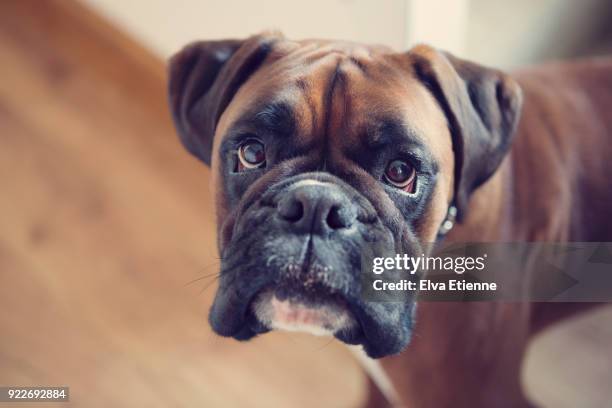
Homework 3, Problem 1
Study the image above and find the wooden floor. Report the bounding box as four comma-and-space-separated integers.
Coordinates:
0, 1, 364, 407
0, 1, 609, 407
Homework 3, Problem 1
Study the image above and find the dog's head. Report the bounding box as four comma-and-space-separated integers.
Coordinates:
168, 33, 522, 358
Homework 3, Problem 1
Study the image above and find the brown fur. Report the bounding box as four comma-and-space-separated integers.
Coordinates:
379, 59, 612, 407
168, 34, 612, 407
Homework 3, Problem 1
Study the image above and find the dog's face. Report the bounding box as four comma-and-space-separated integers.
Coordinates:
168, 34, 522, 358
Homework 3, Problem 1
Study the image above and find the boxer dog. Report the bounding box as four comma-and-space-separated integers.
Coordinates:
167, 33, 612, 407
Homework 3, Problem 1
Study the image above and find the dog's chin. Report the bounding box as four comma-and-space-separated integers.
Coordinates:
251, 289, 358, 337
210, 279, 415, 358
240, 286, 414, 358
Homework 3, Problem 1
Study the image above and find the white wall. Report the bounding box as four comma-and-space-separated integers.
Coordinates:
466, 0, 610, 68
82, 0, 607, 68
84, 0, 408, 57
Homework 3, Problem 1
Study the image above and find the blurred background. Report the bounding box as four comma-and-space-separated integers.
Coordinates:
83, 0, 612, 67
0, 0, 611, 407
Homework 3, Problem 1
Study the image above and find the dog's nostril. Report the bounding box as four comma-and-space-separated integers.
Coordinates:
278, 198, 304, 222
326, 205, 352, 229
276, 184, 357, 233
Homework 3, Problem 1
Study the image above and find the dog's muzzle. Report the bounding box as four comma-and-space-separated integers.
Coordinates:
209, 173, 415, 358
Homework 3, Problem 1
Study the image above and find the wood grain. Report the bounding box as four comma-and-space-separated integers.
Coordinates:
0, 1, 364, 407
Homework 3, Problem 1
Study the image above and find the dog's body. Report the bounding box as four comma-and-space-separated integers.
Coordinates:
168, 35, 612, 407
376, 60, 612, 407
370, 60, 612, 407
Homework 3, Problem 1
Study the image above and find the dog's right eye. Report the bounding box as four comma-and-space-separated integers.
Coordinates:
237, 139, 266, 171
384, 159, 416, 192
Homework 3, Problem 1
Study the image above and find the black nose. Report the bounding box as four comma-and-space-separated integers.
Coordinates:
277, 181, 356, 234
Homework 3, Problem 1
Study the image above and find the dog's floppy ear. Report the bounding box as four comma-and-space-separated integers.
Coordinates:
409, 45, 522, 221
168, 34, 279, 165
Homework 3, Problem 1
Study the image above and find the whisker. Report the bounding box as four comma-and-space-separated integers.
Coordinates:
184, 271, 221, 287
183, 258, 222, 286
199, 275, 220, 295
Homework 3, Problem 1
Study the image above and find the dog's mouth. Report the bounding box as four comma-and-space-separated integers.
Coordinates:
209, 242, 415, 358
210, 262, 414, 358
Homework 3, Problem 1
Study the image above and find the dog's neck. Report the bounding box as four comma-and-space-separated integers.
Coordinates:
443, 158, 514, 243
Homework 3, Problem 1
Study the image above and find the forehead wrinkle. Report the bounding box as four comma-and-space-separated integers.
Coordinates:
320, 57, 345, 170
295, 78, 318, 137
347, 56, 370, 77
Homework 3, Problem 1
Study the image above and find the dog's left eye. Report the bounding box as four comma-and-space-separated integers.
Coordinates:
237, 139, 266, 171
384, 159, 416, 192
